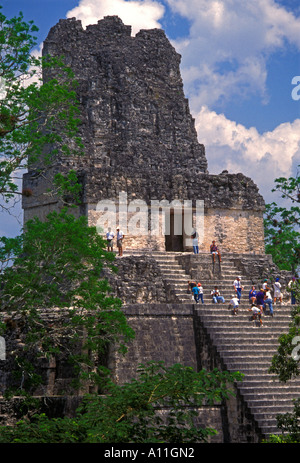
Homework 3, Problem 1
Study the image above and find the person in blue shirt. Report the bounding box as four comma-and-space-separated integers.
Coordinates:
192, 285, 200, 303
249, 286, 257, 304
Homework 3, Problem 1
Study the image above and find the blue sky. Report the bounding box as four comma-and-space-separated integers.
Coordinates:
1, 0, 300, 237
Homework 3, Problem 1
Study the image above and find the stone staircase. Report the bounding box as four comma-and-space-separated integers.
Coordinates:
123, 250, 300, 440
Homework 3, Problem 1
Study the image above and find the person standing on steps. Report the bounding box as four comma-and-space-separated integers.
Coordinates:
233, 276, 243, 303
191, 230, 199, 254
197, 283, 204, 304
116, 227, 124, 257
106, 227, 115, 252
210, 240, 221, 263
273, 277, 282, 305
264, 288, 274, 317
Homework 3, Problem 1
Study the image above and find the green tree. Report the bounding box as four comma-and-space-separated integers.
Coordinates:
264, 167, 300, 272
0, 361, 243, 443
0, 6, 83, 212
266, 397, 300, 443
0, 209, 135, 394
264, 171, 300, 441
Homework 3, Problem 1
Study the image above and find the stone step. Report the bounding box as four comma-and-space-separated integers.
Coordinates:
221, 353, 275, 361
246, 398, 297, 408
241, 390, 300, 400
150, 251, 297, 439
252, 405, 295, 415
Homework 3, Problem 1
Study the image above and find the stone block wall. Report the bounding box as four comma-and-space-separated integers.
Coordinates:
109, 304, 197, 383
202, 207, 265, 254
22, 17, 266, 257
102, 255, 179, 304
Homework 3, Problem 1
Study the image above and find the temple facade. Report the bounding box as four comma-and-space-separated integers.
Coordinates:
22, 16, 265, 254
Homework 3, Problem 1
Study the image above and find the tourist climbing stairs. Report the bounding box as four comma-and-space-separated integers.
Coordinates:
150, 251, 300, 440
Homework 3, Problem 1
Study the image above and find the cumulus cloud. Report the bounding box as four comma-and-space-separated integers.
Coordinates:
66, 0, 300, 204
166, 0, 300, 109
195, 106, 300, 203
66, 0, 165, 35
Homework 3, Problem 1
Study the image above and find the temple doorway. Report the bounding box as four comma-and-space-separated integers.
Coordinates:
165, 209, 184, 252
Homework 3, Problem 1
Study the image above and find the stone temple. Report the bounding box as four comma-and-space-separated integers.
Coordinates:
22, 15, 265, 255
8, 16, 299, 443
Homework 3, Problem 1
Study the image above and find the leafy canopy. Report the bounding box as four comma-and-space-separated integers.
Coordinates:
264, 167, 300, 272
0, 6, 83, 209
0, 361, 244, 443
0, 209, 135, 394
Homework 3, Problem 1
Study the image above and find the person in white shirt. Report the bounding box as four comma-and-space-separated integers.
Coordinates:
248, 304, 263, 326
262, 279, 269, 290
106, 227, 114, 252
264, 289, 274, 317
211, 287, 225, 303
228, 294, 239, 315
116, 227, 124, 256
273, 277, 282, 304
233, 277, 243, 303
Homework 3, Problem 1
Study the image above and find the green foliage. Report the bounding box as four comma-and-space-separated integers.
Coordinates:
0, 7, 83, 207
0, 361, 244, 443
264, 203, 300, 273
269, 281, 300, 382
266, 398, 300, 443
264, 167, 300, 272
0, 209, 134, 393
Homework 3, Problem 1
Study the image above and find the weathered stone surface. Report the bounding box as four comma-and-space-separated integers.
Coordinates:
22, 16, 265, 254
102, 255, 179, 304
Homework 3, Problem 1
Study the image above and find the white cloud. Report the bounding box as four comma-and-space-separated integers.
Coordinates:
66, 0, 300, 205
195, 105, 300, 203
66, 0, 165, 35
166, 0, 300, 109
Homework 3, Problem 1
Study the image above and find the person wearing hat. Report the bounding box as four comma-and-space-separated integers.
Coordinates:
116, 227, 124, 256
262, 278, 269, 291
273, 277, 282, 305
233, 276, 243, 303
228, 294, 239, 315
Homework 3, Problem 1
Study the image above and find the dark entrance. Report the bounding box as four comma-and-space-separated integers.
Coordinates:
165, 209, 184, 252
